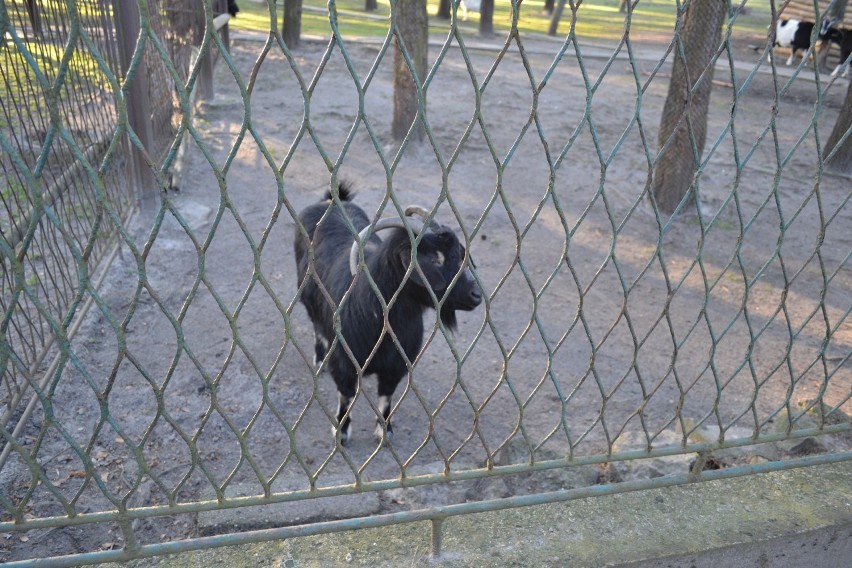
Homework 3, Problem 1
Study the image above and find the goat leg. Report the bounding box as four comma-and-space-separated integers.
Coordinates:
335, 391, 355, 446
313, 325, 328, 368
374, 394, 393, 441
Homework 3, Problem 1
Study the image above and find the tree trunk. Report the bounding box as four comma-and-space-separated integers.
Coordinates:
824, 0, 851, 174
480, 0, 495, 36
392, 0, 428, 142
549, 0, 567, 36
825, 79, 852, 174
365, 0, 378, 12
543, 0, 555, 15
619, 0, 628, 13
282, 0, 303, 48
438, 0, 451, 19
828, 0, 848, 19
651, 1, 727, 215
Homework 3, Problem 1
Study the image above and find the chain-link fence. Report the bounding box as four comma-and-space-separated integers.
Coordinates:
2, 0, 851, 565
2, 0, 131, 452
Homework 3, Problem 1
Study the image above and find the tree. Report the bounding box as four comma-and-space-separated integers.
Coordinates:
392, 0, 428, 142
548, 0, 567, 36
366, 0, 378, 12
824, 0, 851, 174
544, 0, 555, 16
825, 80, 852, 174
438, 0, 452, 19
282, 0, 303, 48
651, 1, 727, 215
480, 0, 495, 36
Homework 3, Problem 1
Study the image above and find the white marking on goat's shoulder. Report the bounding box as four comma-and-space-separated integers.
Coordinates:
775, 19, 799, 47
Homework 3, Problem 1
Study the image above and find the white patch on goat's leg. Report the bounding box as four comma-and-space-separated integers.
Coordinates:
786, 52, 795, 65
313, 329, 328, 368
335, 392, 354, 446
374, 395, 392, 441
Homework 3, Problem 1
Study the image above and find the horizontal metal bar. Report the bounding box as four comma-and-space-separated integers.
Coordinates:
3, 424, 849, 533
8, 451, 851, 568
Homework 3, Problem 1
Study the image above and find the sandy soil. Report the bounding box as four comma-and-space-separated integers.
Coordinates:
3, 32, 850, 562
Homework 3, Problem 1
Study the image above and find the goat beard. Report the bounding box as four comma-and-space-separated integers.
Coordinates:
439, 304, 458, 331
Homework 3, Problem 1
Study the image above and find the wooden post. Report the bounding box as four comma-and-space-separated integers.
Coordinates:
196, 2, 214, 101
25, 0, 43, 37
113, 0, 157, 210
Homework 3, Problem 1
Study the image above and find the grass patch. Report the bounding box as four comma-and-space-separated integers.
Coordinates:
230, 0, 773, 44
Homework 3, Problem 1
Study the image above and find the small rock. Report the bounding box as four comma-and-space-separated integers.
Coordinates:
787, 437, 827, 457
611, 430, 696, 481
766, 408, 819, 434
468, 477, 512, 501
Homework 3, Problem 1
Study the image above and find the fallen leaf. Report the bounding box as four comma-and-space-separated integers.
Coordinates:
68, 470, 87, 479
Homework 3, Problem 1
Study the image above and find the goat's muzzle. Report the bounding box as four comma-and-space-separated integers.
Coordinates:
446, 266, 483, 311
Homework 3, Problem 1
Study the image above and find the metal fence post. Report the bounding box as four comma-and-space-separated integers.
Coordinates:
113, 0, 158, 212
431, 517, 443, 558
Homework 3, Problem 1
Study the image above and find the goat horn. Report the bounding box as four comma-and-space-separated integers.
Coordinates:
349, 217, 426, 275
404, 205, 442, 230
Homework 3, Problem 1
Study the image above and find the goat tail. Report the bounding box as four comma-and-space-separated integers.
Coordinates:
324, 180, 354, 202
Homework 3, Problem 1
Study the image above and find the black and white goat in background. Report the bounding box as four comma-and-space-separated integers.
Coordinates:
771, 17, 852, 76
771, 19, 817, 66
294, 183, 483, 445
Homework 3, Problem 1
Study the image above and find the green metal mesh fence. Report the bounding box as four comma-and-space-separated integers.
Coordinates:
1, 0, 851, 565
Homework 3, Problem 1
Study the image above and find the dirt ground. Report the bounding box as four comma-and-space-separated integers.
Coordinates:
3, 31, 851, 562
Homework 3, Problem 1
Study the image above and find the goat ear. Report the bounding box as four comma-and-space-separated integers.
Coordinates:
400, 249, 446, 291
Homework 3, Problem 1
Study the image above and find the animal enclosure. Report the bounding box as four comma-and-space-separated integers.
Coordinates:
1, 0, 851, 565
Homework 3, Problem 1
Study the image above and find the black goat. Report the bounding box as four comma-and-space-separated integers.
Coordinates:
820, 18, 852, 77
294, 183, 483, 445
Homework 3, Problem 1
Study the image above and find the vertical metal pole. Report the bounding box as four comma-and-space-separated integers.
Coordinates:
113, 0, 157, 213
431, 517, 443, 558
